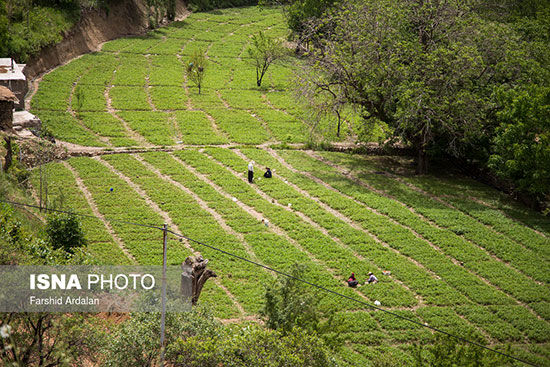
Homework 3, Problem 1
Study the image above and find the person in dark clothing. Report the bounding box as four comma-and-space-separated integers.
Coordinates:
347, 272, 358, 287
248, 161, 254, 183
264, 167, 272, 178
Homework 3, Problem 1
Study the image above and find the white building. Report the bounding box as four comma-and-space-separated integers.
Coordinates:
0, 58, 27, 110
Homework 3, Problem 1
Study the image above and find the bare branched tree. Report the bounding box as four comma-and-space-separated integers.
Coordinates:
247, 32, 286, 87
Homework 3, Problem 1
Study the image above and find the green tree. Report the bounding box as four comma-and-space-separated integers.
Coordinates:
489, 86, 550, 207
45, 212, 86, 253
261, 264, 320, 334
298, 0, 541, 173
167, 326, 337, 367
186, 49, 207, 94
0, 313, 105, 366
247, 31, 286, 87
104, 306, 220, 367
259, 0, 338, 46
412, 334, 509, 367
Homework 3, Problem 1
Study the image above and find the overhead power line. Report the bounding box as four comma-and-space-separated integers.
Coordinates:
0, 199, 164, 230
0, 198, 538, 366
167, 229, 537, 367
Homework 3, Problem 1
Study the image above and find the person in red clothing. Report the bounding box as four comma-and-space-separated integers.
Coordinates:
347, 272, 359, 287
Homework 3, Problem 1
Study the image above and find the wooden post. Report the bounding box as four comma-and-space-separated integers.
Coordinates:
44, 164, 48, 212
160, 223, 168, 366
3, 137, 12, 173
39, 164, 42, 212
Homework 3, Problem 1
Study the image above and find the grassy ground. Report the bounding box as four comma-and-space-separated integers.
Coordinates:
27, 6, 550, 366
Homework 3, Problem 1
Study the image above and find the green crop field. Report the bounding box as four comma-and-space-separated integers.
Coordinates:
31, 6, 355, 147
28, 6, 550, 366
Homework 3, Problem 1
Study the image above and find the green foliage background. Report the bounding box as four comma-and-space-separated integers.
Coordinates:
292, 0, 550, 206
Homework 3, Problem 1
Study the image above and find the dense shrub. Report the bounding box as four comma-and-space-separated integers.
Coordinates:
46, 212, 87, 253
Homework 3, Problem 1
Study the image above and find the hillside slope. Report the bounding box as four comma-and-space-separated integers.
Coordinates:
23, 6, 550, 366
24, 0, 188, 80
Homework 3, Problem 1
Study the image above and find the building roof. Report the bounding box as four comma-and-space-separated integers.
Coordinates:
0, 59, 26, 81
0, 85, 18, 102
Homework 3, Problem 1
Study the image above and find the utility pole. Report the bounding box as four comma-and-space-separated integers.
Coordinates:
160, 223, 168, 366
39, 164, 42, 211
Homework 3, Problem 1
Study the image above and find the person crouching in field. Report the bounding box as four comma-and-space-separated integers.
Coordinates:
248, 161, 254, 183
264, 167, 272, 178
347, 273, 358, 287
367, 272, 378, 284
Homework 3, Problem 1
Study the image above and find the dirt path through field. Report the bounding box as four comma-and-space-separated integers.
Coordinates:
208, 149, 425, 307
69, 76, 113, 146
168, 152, 380, 306
95, 156, 248, 318
105, 56, 153, 147
62, 160, 137, 263
308, 151, 546, 286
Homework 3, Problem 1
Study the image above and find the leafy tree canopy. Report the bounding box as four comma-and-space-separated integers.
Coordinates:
186, 49, 208, 94
489, 86, 550, 202
297, 0, 547, 176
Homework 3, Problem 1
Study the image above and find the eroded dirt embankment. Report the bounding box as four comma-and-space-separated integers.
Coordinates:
24, 0, 188, 80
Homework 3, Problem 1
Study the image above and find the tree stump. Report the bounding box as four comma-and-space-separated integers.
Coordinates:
182, 255, 217, 305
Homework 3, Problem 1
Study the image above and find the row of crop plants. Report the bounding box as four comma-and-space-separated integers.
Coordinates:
419, 174, 550, 237
276, 151, 549, 305
163, 149, 543, 348
313, 152, 549, 287
395, 173, 550, 257
28, 163, 132, 264
59, 156, 246, 318
230, 148, 550, 344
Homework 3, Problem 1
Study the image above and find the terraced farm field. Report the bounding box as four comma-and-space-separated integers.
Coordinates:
29, 6, 550, 366
31, 6, 362, 147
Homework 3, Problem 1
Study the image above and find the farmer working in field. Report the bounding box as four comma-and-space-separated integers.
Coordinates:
248, 161, 254, 183
347, 273, 359, 287
264, 167, 272, 178
367, 272, 378, 284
